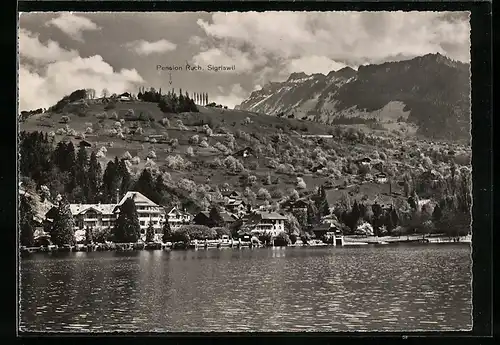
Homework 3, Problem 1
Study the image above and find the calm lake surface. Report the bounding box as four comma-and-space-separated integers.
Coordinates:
19, 244, 472, 332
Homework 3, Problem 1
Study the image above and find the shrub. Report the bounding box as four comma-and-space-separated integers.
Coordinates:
109, 111, 119, 120
270, 188, 284, 199
199, 139, 209, 148
166, 155, 190, 170
160, 117, 170, 127
95, 112, 107, 119
186, 146, 194, 157
214, 142, 229, 154
59, 115, 70, 124
189, 135, 200, 145
147, 150, 157, 159
104, 102, 116, 110
135, 127, 144, 135
296, 177, 307, 190
257, 188, 272, 201
174, 119, 188, 131
122, 151, 132, 160
203, 124, 213, 137
131, 156, 141, 165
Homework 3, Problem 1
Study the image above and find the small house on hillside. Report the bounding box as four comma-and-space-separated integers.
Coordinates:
79, 140, 92, 148
235, 147, 254, 158
375, 172, 388, 184
311, 163, 326, 173
240, 211, 287, 237
281, 198, 309, 212
221, 189, 241, 200
311, 223, 338, 239
225, 199, 246, 214
118, 92, 132, 101
166, 207, 192, 230
355, 157, 371, 166
193, 210, 237, 227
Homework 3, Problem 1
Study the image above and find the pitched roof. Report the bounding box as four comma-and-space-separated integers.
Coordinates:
258, 212, 287, 220
117, 191, 158, 207
70, 204, 116, 215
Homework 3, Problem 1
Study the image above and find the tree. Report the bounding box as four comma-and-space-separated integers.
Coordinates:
87, 151, 102, 203
85, 227, 93, 245
113, 197, 141, 243
101, 88, 109, 98
134, 168, 159, 203
145, 220, 155, 243
102, 160, 119, 202
162, 216, 172, 243
19, 194, 35, 247
209, 206, 224, 228
51, 197, 75, 246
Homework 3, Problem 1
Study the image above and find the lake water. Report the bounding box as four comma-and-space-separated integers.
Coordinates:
19, 244, 472, 332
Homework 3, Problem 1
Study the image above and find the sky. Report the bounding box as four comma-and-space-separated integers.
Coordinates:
18, 11, 470, 111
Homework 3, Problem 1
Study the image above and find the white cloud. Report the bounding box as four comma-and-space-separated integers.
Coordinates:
18, 29, 78, 64
125, 39, 177, 56
210, 83, 247, 109
196, 11, 471, 67
46, 13, 100, 42
192, 46, 266, 73
19, 31, 144, 111
286, 56, 348, 75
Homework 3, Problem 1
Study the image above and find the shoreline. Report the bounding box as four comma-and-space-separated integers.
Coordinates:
20, 235, 471, 256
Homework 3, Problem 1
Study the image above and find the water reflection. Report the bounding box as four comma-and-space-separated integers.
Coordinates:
20, 244, 472, 332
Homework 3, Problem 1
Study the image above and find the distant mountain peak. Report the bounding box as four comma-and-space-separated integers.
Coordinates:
287, 72, 309, 81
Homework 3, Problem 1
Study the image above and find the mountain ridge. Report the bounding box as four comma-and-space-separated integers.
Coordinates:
237, 54, 470, 141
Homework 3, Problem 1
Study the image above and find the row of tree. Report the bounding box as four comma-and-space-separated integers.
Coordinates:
137, 87, 205, 113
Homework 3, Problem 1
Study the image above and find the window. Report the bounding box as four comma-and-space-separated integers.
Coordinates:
140, 221, 145, 226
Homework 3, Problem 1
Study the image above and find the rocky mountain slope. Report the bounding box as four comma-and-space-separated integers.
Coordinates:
237, 54, 471, 141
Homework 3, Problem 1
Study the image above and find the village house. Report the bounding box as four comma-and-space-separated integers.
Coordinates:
234, 147, 254, 158
375, 172, 388, 184
221, 189, 241, 201
281, 198, 309, 213
193, 210, 237, 227
70, 203, 117, 231
225, 199, 247, 215
166, 206, 192, 230
241, 211, 287, 237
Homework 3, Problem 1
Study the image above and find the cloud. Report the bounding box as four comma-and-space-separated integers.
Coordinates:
125, 39, 177, 55
19, 31, 144, 111
46, 13, 100, 42
196, 11, 471, 68
18, 29, 79, 64
192, 46, 267, 73
210, 83, 248, 109
286, 56, 348, 75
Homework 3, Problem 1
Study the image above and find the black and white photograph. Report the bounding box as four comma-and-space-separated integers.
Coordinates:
18, 11, 473, 332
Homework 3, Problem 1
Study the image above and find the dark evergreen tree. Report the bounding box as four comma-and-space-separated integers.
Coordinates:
154, 174, 165, 204
162, 216, 172, 243
113, 197, 141, 243
51, 197, 75, 246
432, 203, 442, 221
74, 146, 89, 202
306, 203, 317, 226
145, 220, 155, 243
134, 169, 160, 204
87, 151, 102, 203
209, 206, 224, 228
102, 160, 119, 203
85, 227, 93, 245
19, 194, 35, 247
117, 159, 131, 199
